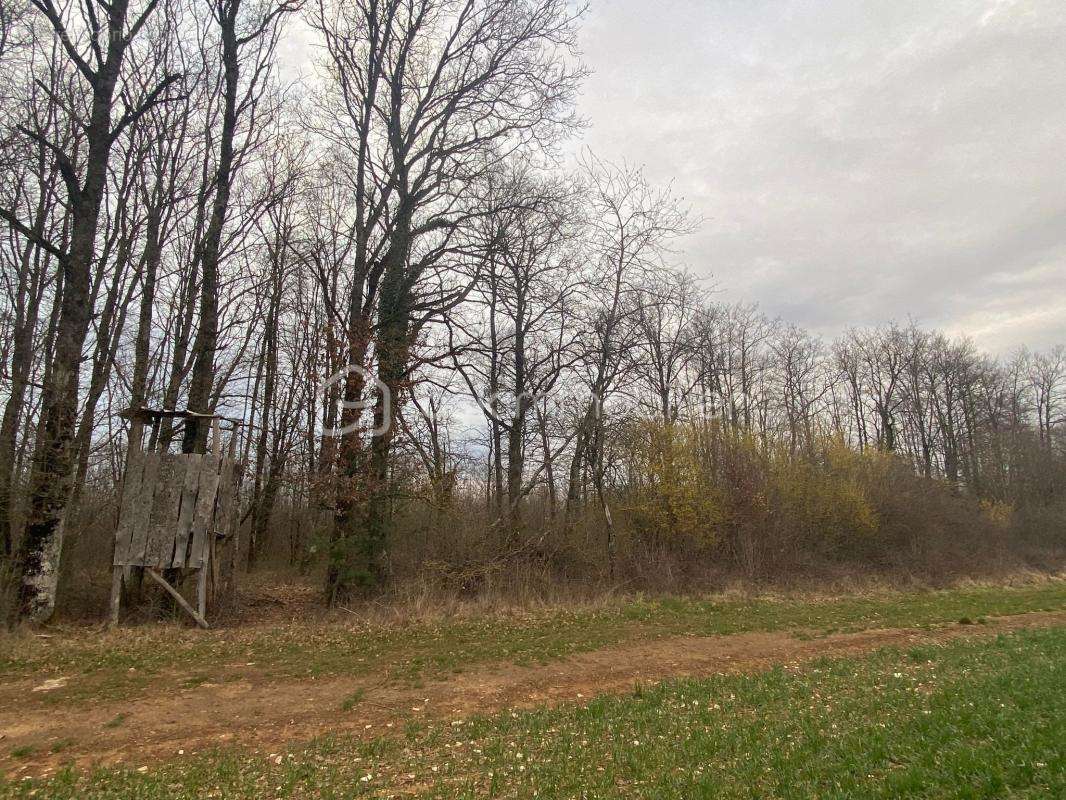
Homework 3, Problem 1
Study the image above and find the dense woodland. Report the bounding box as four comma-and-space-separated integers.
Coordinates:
0, 0, 1063, 624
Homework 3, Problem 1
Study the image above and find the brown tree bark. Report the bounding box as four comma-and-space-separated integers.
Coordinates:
11, 0, 176, 622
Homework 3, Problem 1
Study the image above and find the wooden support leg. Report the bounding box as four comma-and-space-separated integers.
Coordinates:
196, 564, 208, 622
145, 568, 209, 630
109, 567, 123, 627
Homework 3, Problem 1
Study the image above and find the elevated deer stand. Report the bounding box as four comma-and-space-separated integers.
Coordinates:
110, 409, 243, 628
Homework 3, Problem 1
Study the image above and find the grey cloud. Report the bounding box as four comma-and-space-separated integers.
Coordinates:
576, 0, 1066, 351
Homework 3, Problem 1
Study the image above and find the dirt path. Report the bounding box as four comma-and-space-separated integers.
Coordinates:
3, 609, 1065, 778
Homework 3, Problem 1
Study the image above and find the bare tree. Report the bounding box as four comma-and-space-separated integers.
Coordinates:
314, 0, 585, 600
447, 164, 582, 524
182, 0, 299, 454
246, 142, 304, 567
2, 0, 180, 622
770, 324, 829, 457
565, 158, 689, 521
633, 269, 704, 423
1030, 345, 1065, 447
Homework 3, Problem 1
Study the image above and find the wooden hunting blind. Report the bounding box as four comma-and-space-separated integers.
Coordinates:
110, 408, 244, 628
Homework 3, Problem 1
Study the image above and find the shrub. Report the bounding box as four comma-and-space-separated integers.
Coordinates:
620, 421, 724, 551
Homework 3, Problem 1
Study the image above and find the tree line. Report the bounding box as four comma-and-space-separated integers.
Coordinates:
0, 0, 1062, 623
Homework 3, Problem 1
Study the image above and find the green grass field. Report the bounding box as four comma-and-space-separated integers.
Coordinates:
3, 580, 1065, 707
4, 626, 1063, 799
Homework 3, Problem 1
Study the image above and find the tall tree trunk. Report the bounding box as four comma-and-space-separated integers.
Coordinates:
565, 412, 591, 517
536, 406, 556, 520
126, 202, 163, 448
16, 4, 131, 621
248, 284, 281, 568
330, 215, 410, 601
184, 3, 240, 454
505, 288, 528, 525
325, 316, 371, 603
71, 238, 137, 495
364, 243, 410, 587
0, 173, 53, 558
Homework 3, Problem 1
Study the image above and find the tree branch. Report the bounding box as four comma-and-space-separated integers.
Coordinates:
0, 207, 66, 261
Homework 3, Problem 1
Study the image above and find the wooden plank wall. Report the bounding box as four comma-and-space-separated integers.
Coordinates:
189, 455, 223, 569
112, 442, 145, 566
125, 455, 160, 565
113, 448, 237, 570
145, 455, 182, 566
172, 454, 203, 568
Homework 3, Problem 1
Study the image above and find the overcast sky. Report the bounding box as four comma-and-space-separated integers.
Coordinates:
281, 0, 1066, 354
573, 0, 1066, 353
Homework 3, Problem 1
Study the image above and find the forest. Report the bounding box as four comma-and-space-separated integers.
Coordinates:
0, 0, 1064, 628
